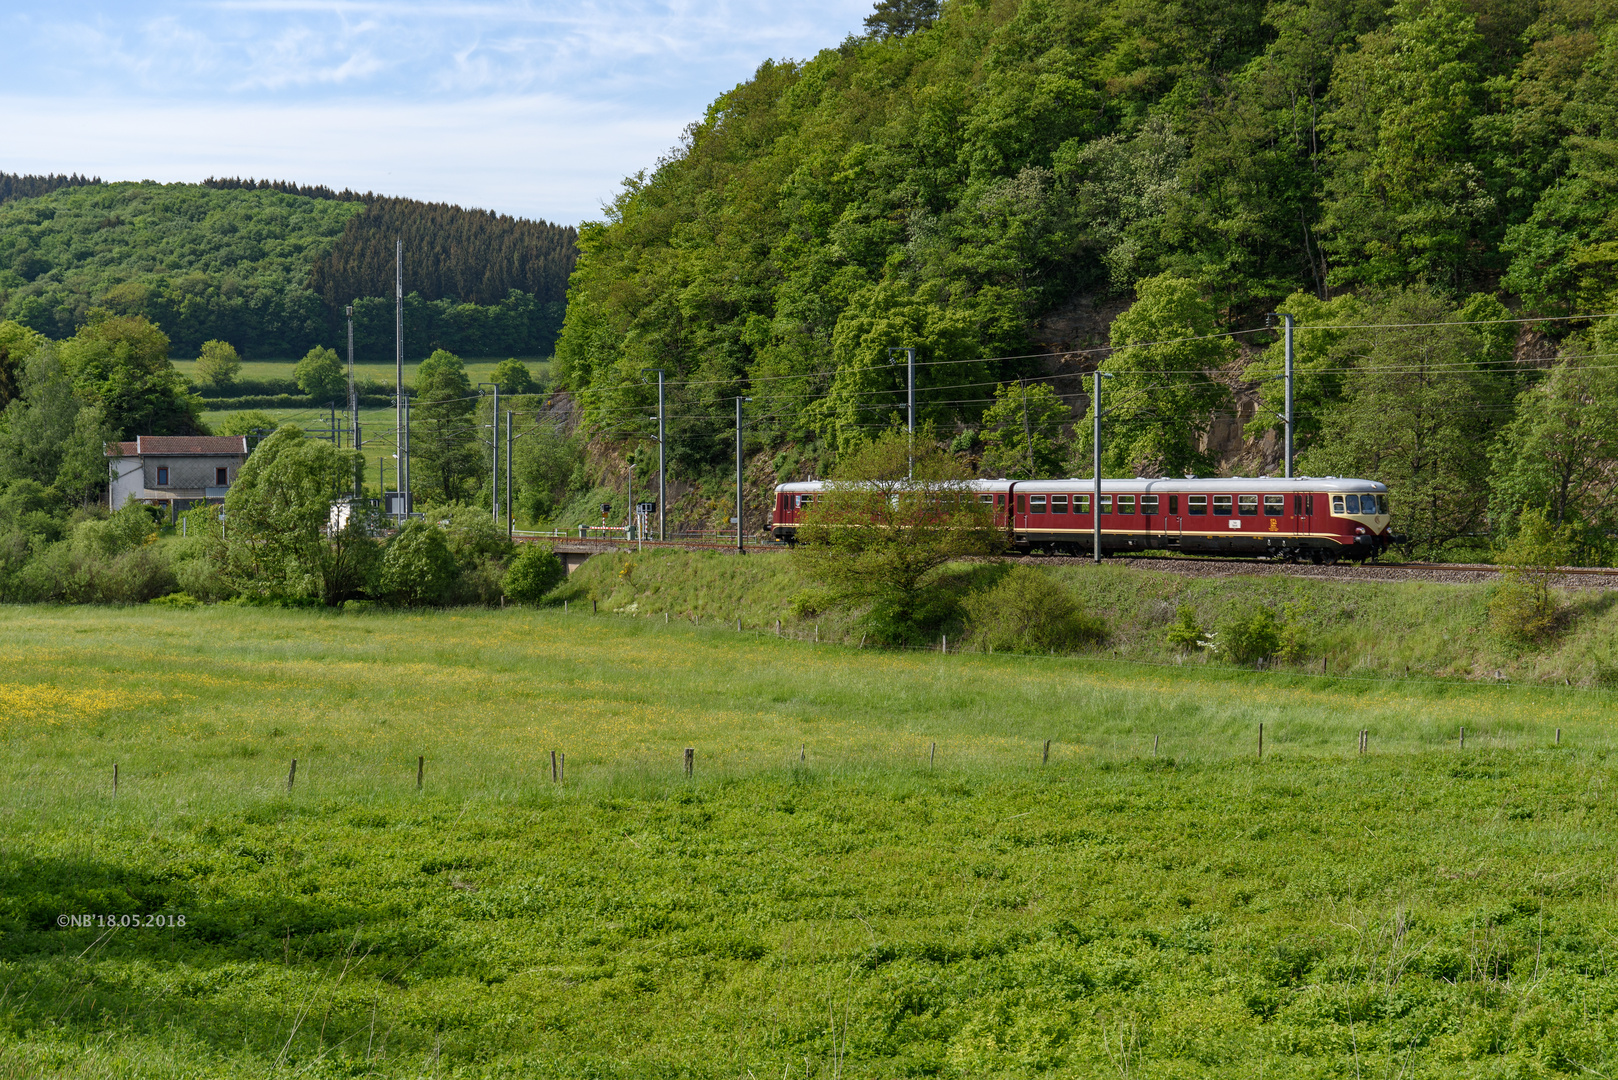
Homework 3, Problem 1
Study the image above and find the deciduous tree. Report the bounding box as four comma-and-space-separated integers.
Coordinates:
792, 429, 1000, 644
194, 339, 241, 389
220, 425, 373, 604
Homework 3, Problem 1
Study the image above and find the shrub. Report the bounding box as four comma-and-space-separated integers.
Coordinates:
503, 545, 565, 604
375, 520, 456, 606
1214, 603, 1282, 665
1489, 508, 1572, 644
1165, 604, 1205, 652
343, 599, 377, 614
962, 567, 1106, 654
422, 502, 515, 604
149, 592, 201, 608
1276, 598, 1316, 664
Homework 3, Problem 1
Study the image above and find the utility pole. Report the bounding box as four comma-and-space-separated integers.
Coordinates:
736, 395, 752, 554
1281, 312, 1295, 479
490, 381, 499, 524
395, 239, 403, 513
346, 304, 359, 496
399, 396, 407, 514
642, 368, 666, 540
1092, 369, 1112, 565
505, 410, 513, 541
887, 346, 916, 479
1020, 377, 1032, 477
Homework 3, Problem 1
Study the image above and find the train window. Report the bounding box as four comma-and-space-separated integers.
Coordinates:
1293, 494, 1302, 514
1377, 494, 1389, 514
1169, 495, 1178, 514
1189, 495, 1207, 515
1141, 495, 1159, 514
1118, 495, 1136, 514
1238, 495, 1258, 515
1264, 495, 1284, 516
996, 493, 1005, 506
1052, 494, 1068, 514
1017, 494, 1026, 513
978, 493, 994, 504
1030, 495, 1047, 513
1212, 495, 1231, 515
1305, 495, 1314, 515
1344, 494, 1361, 514
1075, 494, 1090, 513
1332, 495, 1344, 513
1100, 495, 1112, 514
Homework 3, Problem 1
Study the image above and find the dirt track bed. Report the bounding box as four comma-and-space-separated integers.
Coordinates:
1024, 555, 1618, 589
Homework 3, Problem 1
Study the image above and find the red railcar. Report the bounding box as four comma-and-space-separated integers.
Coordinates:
771, 477, 1394, 562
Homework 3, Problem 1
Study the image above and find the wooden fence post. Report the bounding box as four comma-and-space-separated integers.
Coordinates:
1152, 735, 1159, 757
1042, 739, 1050, 765
416, 756, 423, 790
113, 763, 118, 796
684, 747, 694, 778
1257, 723, 1263, 760
551, 749, 558, 783
288, 759, 297, 791
929, 742, 936, 768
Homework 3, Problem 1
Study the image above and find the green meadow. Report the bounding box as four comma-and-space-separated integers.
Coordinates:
3, 602, 1618, 1077
173, 356, 552, 388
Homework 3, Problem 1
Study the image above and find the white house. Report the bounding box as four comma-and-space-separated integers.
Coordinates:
106, 435, 249, 520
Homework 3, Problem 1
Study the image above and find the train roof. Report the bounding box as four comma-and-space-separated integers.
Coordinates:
776, 477, 1387, 493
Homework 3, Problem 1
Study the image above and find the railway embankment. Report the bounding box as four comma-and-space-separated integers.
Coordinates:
550, 547, 1618, 689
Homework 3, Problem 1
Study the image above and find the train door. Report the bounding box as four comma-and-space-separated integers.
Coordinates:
1164, 494, 1182, 549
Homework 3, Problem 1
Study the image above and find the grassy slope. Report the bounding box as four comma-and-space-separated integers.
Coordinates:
553, 548, 1618, 686
2, 606, 1616, 1077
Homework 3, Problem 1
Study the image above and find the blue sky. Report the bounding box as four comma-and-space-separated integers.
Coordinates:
0, 0, 873, 224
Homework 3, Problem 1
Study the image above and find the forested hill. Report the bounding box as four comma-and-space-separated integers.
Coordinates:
0, 181, 577, 360
556, 0, 1618, 488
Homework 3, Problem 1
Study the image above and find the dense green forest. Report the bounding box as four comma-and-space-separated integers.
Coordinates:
556, 0, 1618, 559
0, 181, 577, 360
0, 171, 102, 205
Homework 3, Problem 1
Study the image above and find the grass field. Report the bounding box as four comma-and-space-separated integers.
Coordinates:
198, 405, 436, 494
4, 603, 1618, 1077
174, 356, 552, 389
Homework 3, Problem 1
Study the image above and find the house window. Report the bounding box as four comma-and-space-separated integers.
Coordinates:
156, 467, 169, 486
216, 467, 229, 485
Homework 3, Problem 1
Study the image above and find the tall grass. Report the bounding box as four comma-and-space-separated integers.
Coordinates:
5, 605, 1618, 1077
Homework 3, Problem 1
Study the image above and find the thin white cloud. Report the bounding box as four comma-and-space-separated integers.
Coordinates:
1, 0, 873, 219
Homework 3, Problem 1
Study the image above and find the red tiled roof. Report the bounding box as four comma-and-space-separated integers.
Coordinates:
105, 436, 248, 457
